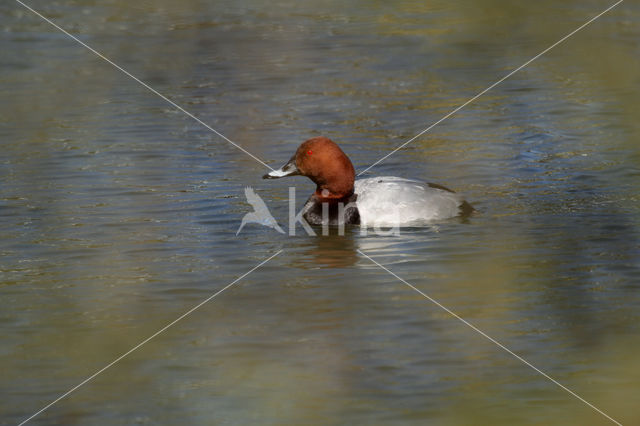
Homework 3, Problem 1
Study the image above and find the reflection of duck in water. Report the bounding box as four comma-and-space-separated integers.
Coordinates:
236, 187, 284, 236
309, 229, 359, 268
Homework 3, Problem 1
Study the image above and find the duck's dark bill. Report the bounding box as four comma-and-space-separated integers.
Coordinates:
263, 158, 300, 179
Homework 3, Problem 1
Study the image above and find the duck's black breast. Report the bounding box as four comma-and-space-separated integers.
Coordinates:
302, 193, 360, 225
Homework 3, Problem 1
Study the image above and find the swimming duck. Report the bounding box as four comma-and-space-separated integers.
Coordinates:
263, 137, 473, 226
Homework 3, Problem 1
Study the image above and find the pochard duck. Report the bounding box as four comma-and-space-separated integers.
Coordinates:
263, 137, 473, 226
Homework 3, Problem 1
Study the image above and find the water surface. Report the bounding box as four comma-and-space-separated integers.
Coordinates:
1, 0, 639, 424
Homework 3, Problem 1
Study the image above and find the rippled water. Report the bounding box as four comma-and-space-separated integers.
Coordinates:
2, 0, 640, 424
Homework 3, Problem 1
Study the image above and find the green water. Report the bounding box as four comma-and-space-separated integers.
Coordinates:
1, 0, 639, 424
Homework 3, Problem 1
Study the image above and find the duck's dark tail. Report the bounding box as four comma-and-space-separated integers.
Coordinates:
459, 200, 475, 217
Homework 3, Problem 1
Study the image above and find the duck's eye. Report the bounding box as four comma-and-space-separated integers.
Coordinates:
307, 150, 313, 155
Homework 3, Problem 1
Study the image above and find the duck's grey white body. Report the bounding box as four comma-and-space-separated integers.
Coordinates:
354, 176, 470, 226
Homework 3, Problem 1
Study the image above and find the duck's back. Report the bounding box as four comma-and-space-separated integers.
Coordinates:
354, 176, 471, 225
